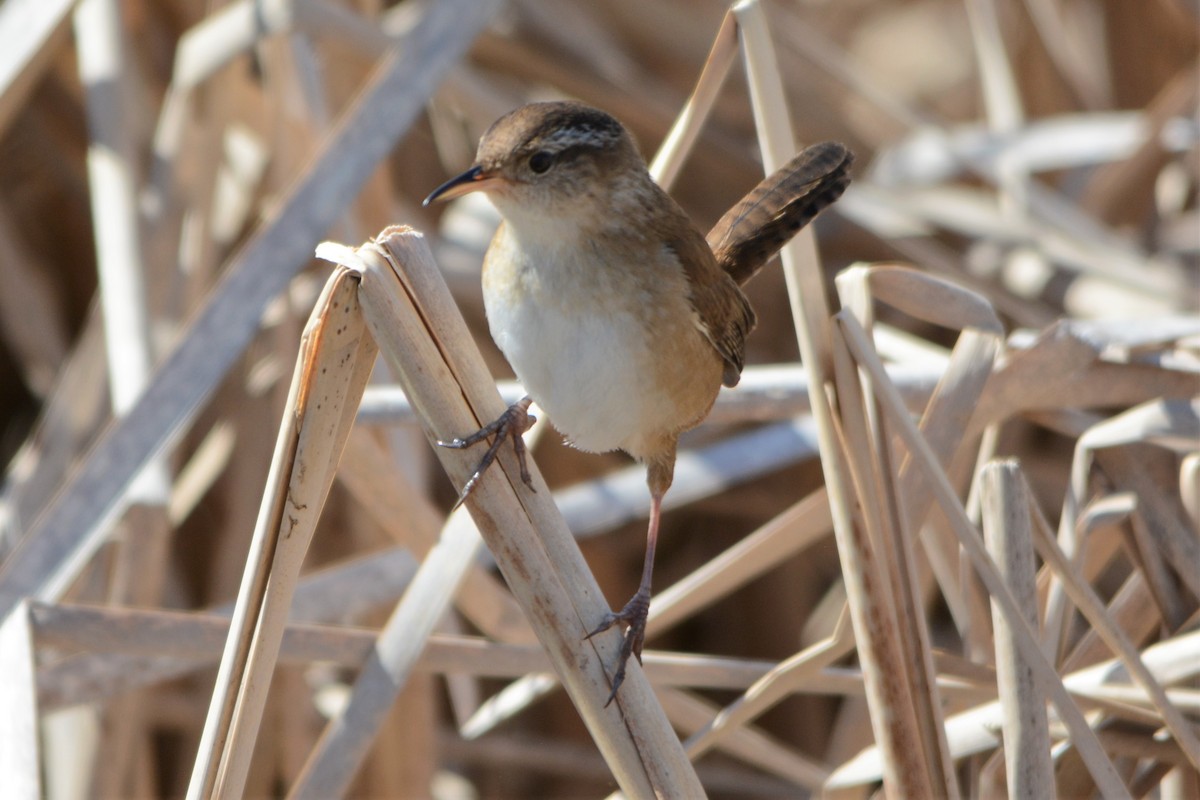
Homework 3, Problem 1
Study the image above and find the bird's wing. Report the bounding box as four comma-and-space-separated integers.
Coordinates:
667, 228, 757, 388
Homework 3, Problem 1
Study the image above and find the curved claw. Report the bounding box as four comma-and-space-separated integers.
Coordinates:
439, 397, 536, 506
584, 589, 651, 706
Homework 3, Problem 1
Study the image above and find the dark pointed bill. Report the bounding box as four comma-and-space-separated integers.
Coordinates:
422, 165, 499, 206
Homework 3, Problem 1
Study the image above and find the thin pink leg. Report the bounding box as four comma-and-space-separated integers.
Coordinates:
585, 489, 662, 705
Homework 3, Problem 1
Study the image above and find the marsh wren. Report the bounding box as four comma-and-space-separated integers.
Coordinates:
425, 101, 852, 703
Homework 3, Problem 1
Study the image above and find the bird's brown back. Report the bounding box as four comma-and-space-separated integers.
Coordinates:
706, 142, 853, 287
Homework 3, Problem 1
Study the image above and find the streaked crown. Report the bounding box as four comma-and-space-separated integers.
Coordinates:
477, 102, 631, 171
473, 102, 646, 209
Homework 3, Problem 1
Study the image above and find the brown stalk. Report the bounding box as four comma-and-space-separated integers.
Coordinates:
737, 3, 950, 795
340, 227, 704, 798
188, 267, 376, 799
1023, 477, 1200, 771
834, 309, 1133, 799
979, 460, 1055, 799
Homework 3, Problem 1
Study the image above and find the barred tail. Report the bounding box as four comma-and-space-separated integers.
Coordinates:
707, 141, 853, 287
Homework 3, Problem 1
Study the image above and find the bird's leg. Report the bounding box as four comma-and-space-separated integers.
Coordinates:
438, 396, 536, 505
586, 455, 672, 706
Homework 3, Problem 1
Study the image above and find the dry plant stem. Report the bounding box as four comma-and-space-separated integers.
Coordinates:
0, 0, 75, 137
75, 0, 156, 430
535, 415, 824, 538
1179, 453, 1200, 540
67, 610, 1199, 784
648, 7, 738, 190
1020, 0, 1109, 108
186, 349, 297, 798
38, 547, 419, 710
290, 504, 488, 794
735, 2, 951, 796
1061, 571, 1158, 676
187, 268, 377, 800
348, 228, 703, 799
660, 689, 830, 789
829, 628, 1200, 786
76, 3, 172, 790
1046, 399, 1200, 660
462, 485, 835, 739
336, 429, 537, 648
1023, 482, 1200, 771
1083, 67, 1198, 222
74, 0, 169, 573
980, 461, 1054, 799
649, 488, 833, 634
1091, 401, 1200, 592
683, 609, 854, 765
0, 602, 39, 799
829, 330, 946, 794
295, 241, 549, 794
2, 314, 111, 533
1127, 507, 1189, 632
913, 329, 1001, 641
169, 0, 391, 93
834, 310, 1132, 799
1045, 435, 1099, 662
832, 270, 963, 796
441, 731, 797, 798
835, 266, 1003, 646
1081, 685, 1200, 718
0, 0, 497, 621
357, 361, 943, 426
32, 601, 779, 695
973, 324, 1199, 439
1101, 444, 1200, 599
964, 0, 1027, 205
781, 11, 1170, 303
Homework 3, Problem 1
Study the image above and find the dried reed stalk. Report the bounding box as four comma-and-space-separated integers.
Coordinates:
980, 460, 1055, 798
0, 0, 498, 620
332, 227, 703, 798
189, 267, 376, 799
834, 310, 1134, 799
1, 0, 1196, 795
738, 2, 955, 795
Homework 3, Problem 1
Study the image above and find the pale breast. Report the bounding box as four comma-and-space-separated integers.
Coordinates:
482, 224, 723, 460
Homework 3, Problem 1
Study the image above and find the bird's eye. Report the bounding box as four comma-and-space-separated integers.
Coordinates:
528, 151, 554, 174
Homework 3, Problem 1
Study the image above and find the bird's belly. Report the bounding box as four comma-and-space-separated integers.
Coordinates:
480, 224, 725, 460
485, 293, 654, 454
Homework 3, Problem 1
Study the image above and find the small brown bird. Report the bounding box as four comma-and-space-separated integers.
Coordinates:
425, 101, 851, 702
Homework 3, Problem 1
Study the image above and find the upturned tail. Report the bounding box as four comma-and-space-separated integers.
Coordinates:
706, 141, 853, 287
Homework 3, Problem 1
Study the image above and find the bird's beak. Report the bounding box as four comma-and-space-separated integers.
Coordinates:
422, 165, 504, 206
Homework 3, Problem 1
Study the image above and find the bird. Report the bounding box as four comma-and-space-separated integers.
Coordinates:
424, 101, 852, 703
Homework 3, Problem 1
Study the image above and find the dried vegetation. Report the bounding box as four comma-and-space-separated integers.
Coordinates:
0, 0, 1197, 798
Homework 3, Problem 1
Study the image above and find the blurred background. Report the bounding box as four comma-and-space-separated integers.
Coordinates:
0, 0, 1196, 797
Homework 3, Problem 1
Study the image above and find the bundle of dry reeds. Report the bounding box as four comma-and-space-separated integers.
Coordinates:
0, 0, 1197, 797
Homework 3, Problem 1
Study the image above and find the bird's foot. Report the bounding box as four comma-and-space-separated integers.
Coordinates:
438, 397, 536, 506
584, 588, 651, 707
